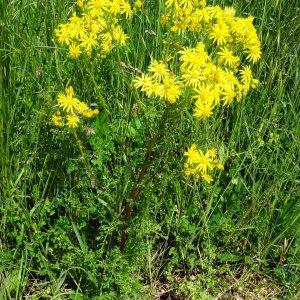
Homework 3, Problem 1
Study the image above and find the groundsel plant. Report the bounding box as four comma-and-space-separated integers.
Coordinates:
134, 0, 261, 182
54, 0, 142, 58
52, 0, 261, 248
52, 86, 99, 128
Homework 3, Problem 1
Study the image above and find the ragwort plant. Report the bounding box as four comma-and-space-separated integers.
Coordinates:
53, 0, 261, 250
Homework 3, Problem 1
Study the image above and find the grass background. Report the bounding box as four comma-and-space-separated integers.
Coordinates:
0, 0, 299, 299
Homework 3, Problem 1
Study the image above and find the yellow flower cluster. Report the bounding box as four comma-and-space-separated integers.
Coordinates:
54, 0, 142, 57
184, 144, 224, 183
179, 43, 259, 118
133, 60, 182, 103
52, 86, 99, 128
162, 1, 262, 64
135, 2, 261, 115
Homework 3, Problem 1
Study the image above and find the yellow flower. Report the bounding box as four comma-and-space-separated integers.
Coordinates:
144, 80, 164, 98
77, 101, 89, 114
193, 84, 219, 104
207, 148, 217, 159
161, 75, 182, 103
202, 173, 213, 183
66, 114, 80, 128
92, 108, 99, 116
101, 32, 113, 53
193, 100, 214, 119
65, 86, 75, 98
184, 144, 223, 183
215, 162, 224, 170
80, 34, 98, 51
179, 45, 210, 70
148, 60, 170, 81
210, 22, 230, 45
69, 44, 81, 58
134, 0, 143, 9
218, 47, 239, 67
133, 74, 153, 91
55, 24, 71, 45
120, 1, 133, 18
57, 89, 80, 113
108, 0, 122, 14
52, 114, 64, 127
182, 68, 206, 88
246, 45, 262, 63
221, 86, 236, 105
184, 144, 200, 164
76, 0, 84, 8
112, 26, 128, 45
240, 66, 252, 83
82, 109, 94, 118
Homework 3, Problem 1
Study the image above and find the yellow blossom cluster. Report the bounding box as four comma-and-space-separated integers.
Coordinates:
135, 2, 261, 118
161, 1, 262, 64
179, 43, 259, 118
184, 144, 224, 183
52, 86, 99, 128
54, 0, 143, 58
133, 60, 182, 103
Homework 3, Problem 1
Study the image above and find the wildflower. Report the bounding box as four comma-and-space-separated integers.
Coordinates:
52, 86, 98, 130
222, 86, 236, 105
202, 173, 213, 183
133, 74, 153, 91
55, 24, 71, 45
52, 114, 64, 127
112, 26, 128, 45
101, 32, 113, 53
80, 34, 98, 51
67, 114, 80, 128
251, 78, 259, 89
55, 0, 132, 58
65, 86, 75, 98
148, 60, 170, 81
144, 80, 164, 98
193, 100, 214, 118
218, 47, 239, 67
69, 44, 81, 58
246, 45, 262, 63
207, 148, 217, 159
240, 66, 252, 83
77, 101, 89, 114
179, 45, 210, 70
210, 22, 230, 45
182, 68, 205, 88
108, 0, 122, 14
223, 6, 236, 18
134, 0, 143, 9
57, 91, 80, 113
76, 0, 84, 8
184, 144, 223, 183
82, 109, 95, 118
184, 144, 199, 163
161, 75, 182, 103
193, 84, 219, 104
215, 162, 224, 170
120, 1, 133, 18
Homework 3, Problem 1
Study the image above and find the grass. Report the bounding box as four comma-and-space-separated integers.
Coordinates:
1, 0, 299, 299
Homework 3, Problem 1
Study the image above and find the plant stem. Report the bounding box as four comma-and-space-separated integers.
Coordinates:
119, 105, 170, 251
73, 130, 97, 188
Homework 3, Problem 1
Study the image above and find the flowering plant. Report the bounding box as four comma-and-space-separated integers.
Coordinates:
52, 0, 261, 249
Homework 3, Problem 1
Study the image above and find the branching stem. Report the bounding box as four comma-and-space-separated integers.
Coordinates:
119, 105, 170, 251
